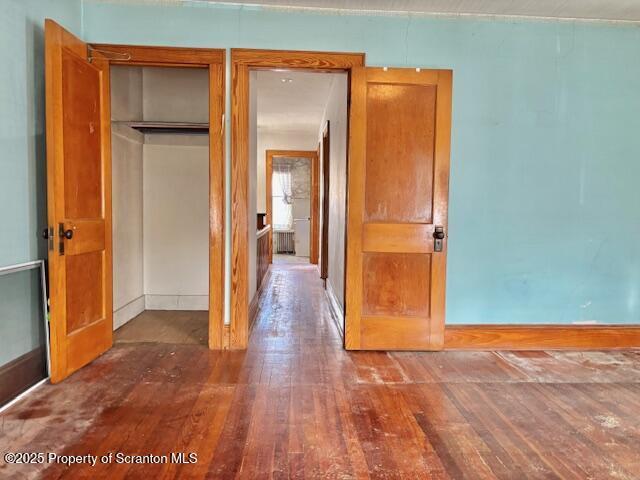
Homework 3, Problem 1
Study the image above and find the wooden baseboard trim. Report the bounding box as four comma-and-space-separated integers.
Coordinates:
444, 325, 640, 350
325, 280, 344, 339
0, 346, 47, 407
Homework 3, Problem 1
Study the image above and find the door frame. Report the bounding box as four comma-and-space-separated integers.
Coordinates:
265, 150, 319, 265
231, 49, 365, 349
88, 43, 226, 349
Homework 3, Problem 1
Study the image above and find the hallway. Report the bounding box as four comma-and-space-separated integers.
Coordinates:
1, 264, 640, 478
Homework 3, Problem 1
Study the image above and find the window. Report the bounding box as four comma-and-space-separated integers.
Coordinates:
272, 166, 293, 231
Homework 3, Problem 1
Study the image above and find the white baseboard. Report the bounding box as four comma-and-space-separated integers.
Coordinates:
325, 280, 344, 337
144, 294, 208, 311
113, 295, 145, 330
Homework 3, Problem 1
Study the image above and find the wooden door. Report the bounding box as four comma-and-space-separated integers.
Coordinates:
345, 67, 452, 350
320, 122, 330, 281
45, 19, 112, 382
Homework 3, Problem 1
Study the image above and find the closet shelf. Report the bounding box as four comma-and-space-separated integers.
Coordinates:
118, 121, 209, 135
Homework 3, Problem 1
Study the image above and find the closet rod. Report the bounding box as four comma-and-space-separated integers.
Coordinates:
120, 121, 209, 135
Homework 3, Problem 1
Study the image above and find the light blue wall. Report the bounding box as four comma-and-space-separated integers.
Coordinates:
82, 1, 640, 325
0, 0, 82, 268
0, 1, 81, 368
6, 0, 639, 325
0, 268, 45, 366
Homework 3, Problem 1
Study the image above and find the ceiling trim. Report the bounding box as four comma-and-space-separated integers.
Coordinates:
133, 0, 640, 25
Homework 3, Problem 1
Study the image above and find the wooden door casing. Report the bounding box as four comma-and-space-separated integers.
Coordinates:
88, 44, 226, 349
45, 19, 113, 382
265, 150, 319, 266
345, 67, 453, 351
231, 49, 365, 349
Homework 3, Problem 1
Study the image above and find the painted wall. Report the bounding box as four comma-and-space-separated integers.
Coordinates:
0, 0, 81, 268
142, 67, 209, 123
248, 71, 258, 301
83, 1, 640, 325
111, 66, 143, 121
0, 0, 81, 370
111, 124, 144, 327
139, 67, 210, 310
111, 66, 210, 320
319, 75, 349, 310
6, 1, 639, 325
111, 66, 144, 329
0, 268, 45, 366
143, 134, 209, 309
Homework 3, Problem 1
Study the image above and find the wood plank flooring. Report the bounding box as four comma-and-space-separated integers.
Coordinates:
115, 310, 208, 345
1, 264, 639, 479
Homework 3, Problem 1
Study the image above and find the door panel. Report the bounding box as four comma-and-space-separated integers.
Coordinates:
45, 19, 112, 382
364, 83, 436, 223
345, 67, 452, 351
61, 52, 103, 219
65, 252, 104, 333
362, 253, 431, 317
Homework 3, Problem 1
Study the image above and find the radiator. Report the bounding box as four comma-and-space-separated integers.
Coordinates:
274, 230, 295, 254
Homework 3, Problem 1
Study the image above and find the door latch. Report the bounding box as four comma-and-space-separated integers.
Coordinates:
42, 226, 54, 251
58, 223, 74, 255
433, 226, 445, 252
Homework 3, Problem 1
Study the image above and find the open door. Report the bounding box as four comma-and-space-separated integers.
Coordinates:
345, 67, 452, 350
320, 122, 330, 282
45, 19, 112, 382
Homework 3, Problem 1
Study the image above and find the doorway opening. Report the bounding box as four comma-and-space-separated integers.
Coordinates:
248, 68, 350, 335
232, 49, 454, 352
45, 22, 225, 383
230, 49, 364, 348
110, 65, 211, 346
266, 149, 318, 266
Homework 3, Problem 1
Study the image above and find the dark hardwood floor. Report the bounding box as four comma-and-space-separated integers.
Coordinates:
1, 264, 640, 479
115, 310, 208, 346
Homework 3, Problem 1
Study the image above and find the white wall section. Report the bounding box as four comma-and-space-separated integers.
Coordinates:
111, 66, 143, 121
112, 66, 210, 326
111, 124, 144, 316
143, 134, 209, 301
142, 67, 209, 123
319, 74, 348, 308
248, 71, 258, 301
111, 66, 145, 328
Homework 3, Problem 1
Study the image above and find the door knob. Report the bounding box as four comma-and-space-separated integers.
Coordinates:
58, 223, 73, 240
433, 226, 445, 252
57, 223, 73, 255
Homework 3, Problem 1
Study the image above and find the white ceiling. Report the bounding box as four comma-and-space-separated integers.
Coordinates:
255, 70, 343, 135
181, 0, 640, 23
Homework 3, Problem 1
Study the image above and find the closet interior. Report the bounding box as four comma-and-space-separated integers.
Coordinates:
110, 65, 210, 345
